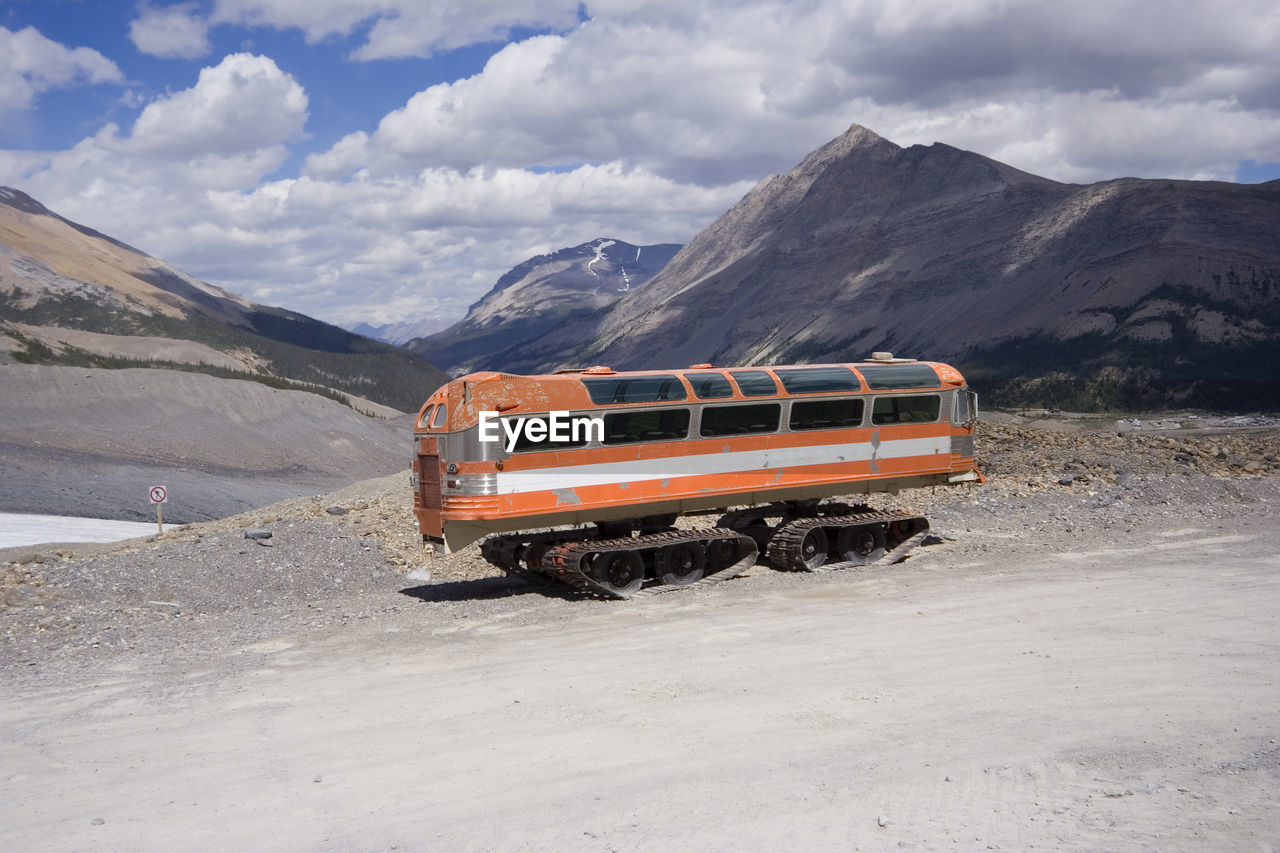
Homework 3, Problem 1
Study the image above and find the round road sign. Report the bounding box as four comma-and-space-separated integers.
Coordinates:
149, 485, 168, 504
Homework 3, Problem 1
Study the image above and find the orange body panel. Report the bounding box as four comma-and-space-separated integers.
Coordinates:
412, 361, 981, 552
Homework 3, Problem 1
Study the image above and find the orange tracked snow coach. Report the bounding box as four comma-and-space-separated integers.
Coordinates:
411, 354, 982, 598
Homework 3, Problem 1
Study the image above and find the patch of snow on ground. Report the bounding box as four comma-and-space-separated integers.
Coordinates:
587, 239, 616, 281
0, 513, 176, 549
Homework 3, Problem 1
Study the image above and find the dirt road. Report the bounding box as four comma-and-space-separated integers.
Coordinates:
4, 485, 1278, 851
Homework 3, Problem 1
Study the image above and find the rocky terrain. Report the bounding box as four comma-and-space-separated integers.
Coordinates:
9, 409, 1274, 601
2, 412, 1278, 850
409, 238, 681, 375
498, 126, 1280, 411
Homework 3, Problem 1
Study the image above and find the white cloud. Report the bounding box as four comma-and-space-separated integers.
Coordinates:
299, 0, 1280, 188
210, 0, 582, 58
210, 0, 391, 43
129, 3, 212, 60
352, 1, 583, 60
123, 53, 307, 158
4, 1, 1280, 334
1, 107, 746, 328
0, 54, 309, 259
847, 93, 1280, 184
121, 164, 750, 326
1, 53, 303, 198
306, 18, 846, 185
0, 26, 123, 119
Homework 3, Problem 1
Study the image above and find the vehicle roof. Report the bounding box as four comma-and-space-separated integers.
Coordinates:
417, 360, 967, 432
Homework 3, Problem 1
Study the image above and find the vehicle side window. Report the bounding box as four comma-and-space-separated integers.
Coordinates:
871, 395, 940, 425
729, 370, 777, 396
774, 367, 860, 394
430, 404, 448, 429
858, 365, 942, 390
790, 398, 865, 430
683, 372, 733, 399
418, 404, 434, 429
603, 409, 690, 444
700, 403, 781, 436
582, 375, 686, 404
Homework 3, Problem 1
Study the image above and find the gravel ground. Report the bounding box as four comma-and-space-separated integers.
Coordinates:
4, 412, 1278, 678
2, 412, 1278, 851
0, 365, 411, 522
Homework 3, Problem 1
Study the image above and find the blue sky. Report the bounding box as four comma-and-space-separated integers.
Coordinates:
1, 1, 549, 168
1, 1, 1278, 328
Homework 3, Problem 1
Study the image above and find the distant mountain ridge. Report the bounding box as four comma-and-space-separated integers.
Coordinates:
497, 126, 1280, 411
0, 186, 447, 412
344, 317, 450, 346
407, 238, 681, 375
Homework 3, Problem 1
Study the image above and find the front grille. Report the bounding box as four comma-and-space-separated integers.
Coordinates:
443, 494, 501, 515
417, 454, 441, 509
950, 434, 975, 457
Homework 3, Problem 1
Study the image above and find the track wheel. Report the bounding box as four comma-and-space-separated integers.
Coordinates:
656, 542, 706, 586
523, 541, 550, 572
717, 511, 773, 553
705, 537, 744, 571
796, 527, 829, 571
888, 517, 929, 545
834, 524, 886, 564
480, 537, 517, 571
590, 549, 645, 597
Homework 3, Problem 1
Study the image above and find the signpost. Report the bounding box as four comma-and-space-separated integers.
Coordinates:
149, 485, 168, 535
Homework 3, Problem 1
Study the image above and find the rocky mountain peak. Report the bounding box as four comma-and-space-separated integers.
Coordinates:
408, 238, 682, 375
0, 186, 49, 216
491, 126, 1279, 410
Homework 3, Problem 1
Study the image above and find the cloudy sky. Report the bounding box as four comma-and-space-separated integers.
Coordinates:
1, 1, 1278, 329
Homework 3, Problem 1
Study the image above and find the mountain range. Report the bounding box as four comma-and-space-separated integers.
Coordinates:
495, 125, 1280, 411
0, 186, 447, 412
343, 316, 450, 346
406, 238, 681, 375
7, 119, 1278, 415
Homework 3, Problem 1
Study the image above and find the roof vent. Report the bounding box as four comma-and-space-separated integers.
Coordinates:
688, 363, 713, 369
869, 352, 894, 362
583, 365, 616, 375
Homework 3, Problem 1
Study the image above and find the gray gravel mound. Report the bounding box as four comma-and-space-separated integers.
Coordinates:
0, 364, 412, 522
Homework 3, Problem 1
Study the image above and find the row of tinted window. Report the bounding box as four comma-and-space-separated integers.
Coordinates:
582, 370, 780, 403
585, 364, 938, 405
431, 366, 941, 432
502, 395, 939, 451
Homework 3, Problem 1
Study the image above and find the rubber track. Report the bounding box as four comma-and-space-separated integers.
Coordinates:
541, 528, 758, 600
479, 528, 596, 588
480, 509, 929, 600
765, 510, 929, 573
